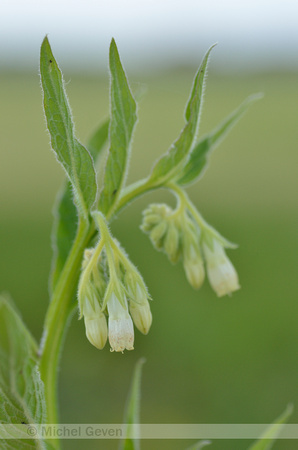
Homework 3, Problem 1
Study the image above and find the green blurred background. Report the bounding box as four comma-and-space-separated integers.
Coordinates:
0, 65, 297, 450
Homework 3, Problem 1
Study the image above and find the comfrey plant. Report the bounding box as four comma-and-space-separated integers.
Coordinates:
0, 37, 291, 449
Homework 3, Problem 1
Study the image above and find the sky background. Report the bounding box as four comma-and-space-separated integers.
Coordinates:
1, 0, 298, 73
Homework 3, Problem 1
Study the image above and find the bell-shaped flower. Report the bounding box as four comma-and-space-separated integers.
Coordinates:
107, 292, 134, 352
182, 237, 205, 289
203, 238, 240, 296
81, 287, 108, 350
125, 273, 152, 335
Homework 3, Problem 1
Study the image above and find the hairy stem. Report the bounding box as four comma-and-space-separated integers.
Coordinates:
110, 177, 155, 219
39, 218, 93, 447
39, 177, 165, 448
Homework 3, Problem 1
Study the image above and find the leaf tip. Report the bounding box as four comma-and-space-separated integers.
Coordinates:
40, 35, 54, 68
245, 92, 265, 104
285, 402, 294, 416
109, 37, 118, 54
41, 35, 50, 52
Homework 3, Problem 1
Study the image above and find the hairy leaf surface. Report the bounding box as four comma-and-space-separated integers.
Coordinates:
98, 39, 137, 216
0, 296, 47, 449
40, 36, 97, 218
147, 45, 216, 186
177, 94, 262, 186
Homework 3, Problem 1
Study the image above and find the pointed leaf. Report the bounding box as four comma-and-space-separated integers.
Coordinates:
0, 295, 47, 449
50, 120, 109, 292
177, 94, 263, 186
148, 45, 216, 187
98, 39, 137, 216
40, 36, 97, 218
87, 118, 109, 160
119, 358, 146, 450
248, 404, 293, 450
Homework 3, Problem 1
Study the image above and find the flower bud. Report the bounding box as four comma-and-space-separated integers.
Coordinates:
141, 203, 172, 234
129, 299, 152, 335
149, 220, 168, 250
84, 314, 108, 350
82, 294, 108, 350
203, 239, 240, 296
107, 293, 134, 352
181, 219, 205, 289
183, 243, 205, 289
140, 213, 162, 232
164, 222, 181, 263
123, 263, 152, 335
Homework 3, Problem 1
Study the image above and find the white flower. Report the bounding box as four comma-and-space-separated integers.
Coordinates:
203, 239, 240, 297
107, 293, 134, 352
83, 296, 108, 350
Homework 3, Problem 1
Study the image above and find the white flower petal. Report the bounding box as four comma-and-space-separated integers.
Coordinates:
203, 240, 240, 297
107, 293, 134, 352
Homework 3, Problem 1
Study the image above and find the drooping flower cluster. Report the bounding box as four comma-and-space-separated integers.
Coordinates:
141, 202, 240, 297
78, 212, 152, 352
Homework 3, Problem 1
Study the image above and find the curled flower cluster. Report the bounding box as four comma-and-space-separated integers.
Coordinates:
141, 202, 240, 297
78, 212, 152, 352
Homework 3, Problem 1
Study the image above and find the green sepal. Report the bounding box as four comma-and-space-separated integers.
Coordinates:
147, 44, 216, 187
200, 225, 237, 252
98, 38, 137, 216
40, 36, 97, 219
177, 94, 263, 186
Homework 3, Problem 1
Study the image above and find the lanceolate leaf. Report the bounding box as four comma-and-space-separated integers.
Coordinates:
87, 118, 109, 160
147, 44, 216, 187
50, 120, 109, 293
40, 36, 97, 218
0, 296, 47, 449
247, 404, 293, 450
119, 358, 145, 450
177, 94, 263, 186
98, 39, 137, 216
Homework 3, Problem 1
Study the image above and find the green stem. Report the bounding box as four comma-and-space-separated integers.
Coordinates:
166, 182, 210, 229
39, 177, 165, 447
167, 182, 236, 247
110, 177, 155, 219
39, 218, 92, 446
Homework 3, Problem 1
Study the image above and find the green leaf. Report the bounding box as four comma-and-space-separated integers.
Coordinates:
40, 36, 97, 218
147, 44, 216, 187
248, 404, 293, 450
87, 118, 109, 161
186, 441, 212, 450
98, 38, 137, 216
50, 120, 109, 293
0, 295, 47, 449
177, 93, 263, 186
119, 358, 145, 450
49, 182, 78, 292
